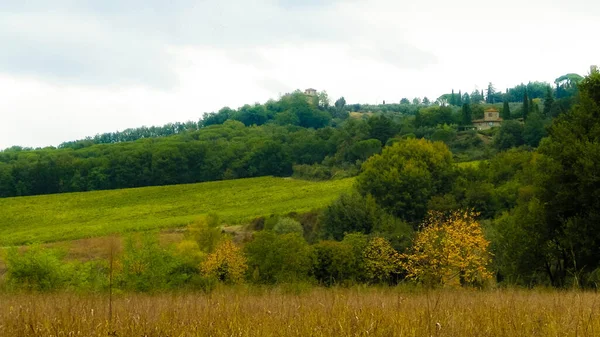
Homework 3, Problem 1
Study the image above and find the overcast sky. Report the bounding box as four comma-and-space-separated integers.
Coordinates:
1, 0, 598, 149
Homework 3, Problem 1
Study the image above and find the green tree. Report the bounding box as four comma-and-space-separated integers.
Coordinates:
486, 82, 496, 103
450, 89, 456, 106
322, 191, 410, 242
528, 68, 600, 286
244, 231, 314, 284
461, 103, 472, 125
523, 111, 547, 147
501, 99, 511, 120
457, 90, 463, 105
334, 97, 346, 110
522, 90, 530, 120
543, 86, 554, 117
356, 138, 454, 224
493, 120, 524, 150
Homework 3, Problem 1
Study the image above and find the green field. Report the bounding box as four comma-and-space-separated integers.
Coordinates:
0, 177, 353, 246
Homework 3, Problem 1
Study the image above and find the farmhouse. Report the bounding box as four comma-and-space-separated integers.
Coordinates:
472, 108, 502, 130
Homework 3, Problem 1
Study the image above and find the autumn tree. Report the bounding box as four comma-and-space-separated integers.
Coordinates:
401, 211, 492, 287
201, 240, 247, 284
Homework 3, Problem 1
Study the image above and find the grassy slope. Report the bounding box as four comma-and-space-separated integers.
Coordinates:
0, 177, 353, 246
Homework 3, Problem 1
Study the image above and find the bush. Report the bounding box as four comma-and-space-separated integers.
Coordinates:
3, 244, 71, 291
273, 217, 303, 235
244, 231, 314, 284
201, 240, 247, 284
117, 233, 180, 292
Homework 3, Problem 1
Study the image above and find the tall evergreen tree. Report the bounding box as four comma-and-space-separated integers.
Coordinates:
502, 99, 511, 120
523, 90, 530, 120
486, 83, 496, 103
543, 86, 554, 117
457, 90, 463, 106
450, 89, 456, 106
461, 103, 472, 125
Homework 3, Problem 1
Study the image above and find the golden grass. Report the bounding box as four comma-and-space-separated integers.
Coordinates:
1, 288, 599, 336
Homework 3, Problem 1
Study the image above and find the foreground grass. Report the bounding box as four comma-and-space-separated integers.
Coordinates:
0, 288, 599, 336
0, 177, 353, 246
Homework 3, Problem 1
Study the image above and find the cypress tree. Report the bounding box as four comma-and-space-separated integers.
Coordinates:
502, 99, 511, 120
451, 89, 456, 106
543, 86, 554, 117
462, 103, 472, 125
523, 90, 530, 120
457, 90, 463, 105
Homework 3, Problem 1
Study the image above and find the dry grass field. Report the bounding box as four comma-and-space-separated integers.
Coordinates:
1, 287, 599, 336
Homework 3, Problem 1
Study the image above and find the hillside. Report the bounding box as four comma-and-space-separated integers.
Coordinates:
0, 176, 353, 246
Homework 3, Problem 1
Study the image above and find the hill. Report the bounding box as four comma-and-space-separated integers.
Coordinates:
0, 176, 353, 246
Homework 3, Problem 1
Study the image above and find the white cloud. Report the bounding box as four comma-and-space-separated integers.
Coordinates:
0, 0, 599, 149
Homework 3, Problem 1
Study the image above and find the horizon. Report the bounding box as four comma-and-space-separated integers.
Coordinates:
1, 0, 599, 149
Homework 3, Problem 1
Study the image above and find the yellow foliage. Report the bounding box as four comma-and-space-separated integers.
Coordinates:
401, 210, 492, 287
201, 240, 247, 284
363, 237, 401, 283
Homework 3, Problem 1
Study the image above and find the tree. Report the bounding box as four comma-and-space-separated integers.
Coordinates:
201, 240, 247, 284
461, 103, 472, 126
450, 89, 456, 106
244, 231, 314, 284
493, 120, 524, 150
528, 68, 600, 286
543, 86, 554, 117
486, 83, 496, 103
501, 99, 511, 120
523, 111, 547, 147
423, 97, 431, 106
400, 98, 410, 104
356, 138, 454, 224
457, 90, 463, 106
322, 191, 409, 241
522, 90, 530, 120
317, 91, 330, 108
334, 96, 346, 111
412, 97, 421, 105
401, 211, 492, 287
363, 237, 402, 284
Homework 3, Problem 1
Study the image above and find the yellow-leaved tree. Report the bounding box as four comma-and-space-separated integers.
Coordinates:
402, 211, 492, 287
201, 240, 247, 284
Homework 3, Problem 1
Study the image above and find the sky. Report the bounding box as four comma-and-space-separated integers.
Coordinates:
1, 0, 599, 149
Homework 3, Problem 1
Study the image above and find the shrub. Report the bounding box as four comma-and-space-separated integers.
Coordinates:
201, 240, 247, 284
244, 231, 314, 284
402, 211, 492, 287
3, 244, 71, 291
363, 237, 402, 284
273, 217, 303, 235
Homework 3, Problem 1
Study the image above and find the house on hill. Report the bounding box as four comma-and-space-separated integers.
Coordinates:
472, 108, 502, 130
304, 88, 317, 96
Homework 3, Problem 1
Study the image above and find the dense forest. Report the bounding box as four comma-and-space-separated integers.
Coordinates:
0, 73, 580, 198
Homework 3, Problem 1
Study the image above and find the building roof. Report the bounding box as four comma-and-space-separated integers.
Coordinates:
485, 107, 500, 112
472, 117, 503, 123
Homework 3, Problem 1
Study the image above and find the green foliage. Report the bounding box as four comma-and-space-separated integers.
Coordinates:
321, 192, 411, 244
273, 217, 304, 235
244, 231, 315, 284
0, 177, 353, 246
494, 120, 524, 150
502, 99, 511, 120
363, 237, 402, 284
3, 245, 106, 292
356, 138, 454, 224
118, 233, 180, 292
313, 240, 356, 286
461, 103, 472, 125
